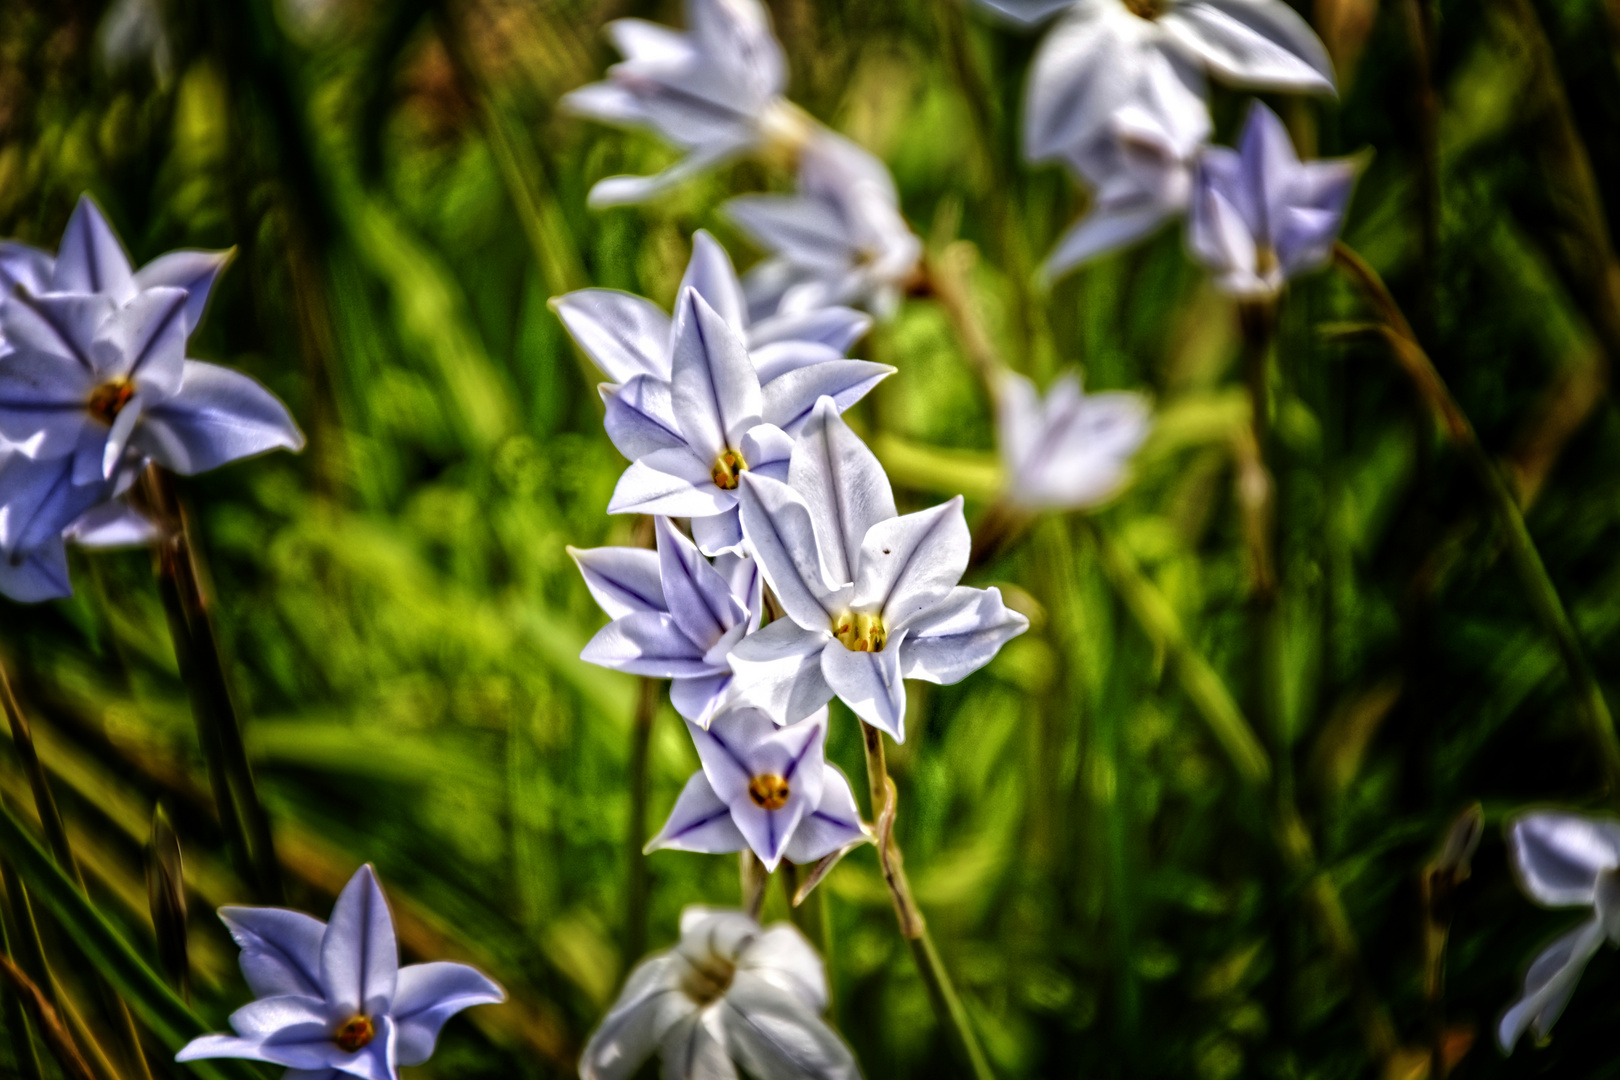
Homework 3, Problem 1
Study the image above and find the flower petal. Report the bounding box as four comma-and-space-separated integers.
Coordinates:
0, 541, 72, 603
672, 288, 763, 458
228, 994, 331, 1039
725, 196, 855, 273
735, 473, 839, 629
646, 771, 748, 856
65, 498, 158, 548
609, 448, 735, 518
0, 242, 54, 296
1158, 0, 1335, 94
174, 1034, 285, 1065
691, 507, 747, 557
1042, 199, 1178, 280
89, 286, 188, 396
762, 361, 894, 437
658, 515, 746, 649
782, 765, 867, 868
1497, 917, 1605, 1052
553, 289, 673, 383
392, 961, 505, 1067
672, 671, 735, 725
1025, 6, 1152, 163
581, 611, 718, 678
969, 0, 1080, 26
570, 546, 667, 620
898, 586, 1029, 684
789, 396, 896, 588
579, 953, 696, 1080
688, 710, 784, 805
133, 360, 304, 474
51, 195, 136, 302
315, 1012, 397, 1080
681, 231, 748, 337
853, 497, 969, 625
133, 248, 232, 335
724, 618, 836, 725
737, 924, 827, 1012
820, 632, 909, 741
320, 865, 399, 1018
602, 376, 686, 461
749, 307, 871, 354
658, 1009, 740, 1080
218, 905, 327, 999
1507, 812, 1620, 907
718, 973, 860, 1080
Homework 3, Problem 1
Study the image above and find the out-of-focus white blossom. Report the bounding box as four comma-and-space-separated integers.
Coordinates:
998, 371, 1151, 510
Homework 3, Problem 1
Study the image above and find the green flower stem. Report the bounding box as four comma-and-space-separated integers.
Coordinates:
859, 721, 996, 1080
1333, 243, 1620, 796
144, 468, 283, 905
626, 676, 660, 967
0, 953, 96, 1080
0, 948, 44, 1080
1, 663, 153, 1080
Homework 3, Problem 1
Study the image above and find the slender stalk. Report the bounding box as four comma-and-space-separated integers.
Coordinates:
626, 676, 660, 965
1333, 243, 1620, 795
1402, 0, 1440, 341
739, 851, 768, 921
858, 721, 995, 1080
0, 663, 153, 1080
0, 954, 97, 1080
143, 467, 283, 903
1, 959, 44, 1080
0, 843, 52, 1077
1421, 806, 1482, 1079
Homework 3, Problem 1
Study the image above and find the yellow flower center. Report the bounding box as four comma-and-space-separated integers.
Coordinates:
748, 774, 791, 810
1123, 0, 1166, 17
833, 612, 887, 653
334, 1015, 375, 1053
711, 449, 747, 490
680, 956, 737, 1005
87, 379, 135, 425
1256, 245, 1278, 277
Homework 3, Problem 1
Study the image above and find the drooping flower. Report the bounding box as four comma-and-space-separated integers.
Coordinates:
998, 371, 1152, 510
1186, 102, 1358, 298
728, 397, 1029, 739
552, 231, 890, 474
1497, 811, 1620, 1052
580, 906, 859, 1080
1042, 58, 1211, 278
177, 864, 505, 1080
726, 131, 923, 321
0, 443, 153, 602
572, 516, 762, 725
998, 0, 1334, 168
647, 707, 867, 871
0, 197, 303, 482
562, 0, 812, 207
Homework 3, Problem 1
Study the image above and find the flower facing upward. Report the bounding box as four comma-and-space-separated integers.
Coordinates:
646, 707, 867, 871
552, 231, 891, 492
177, 865, 505, 1080
572, 515, 762, 725
726, 131, 923, 320
0, 196, 303, 482
1187, 102, 1358, 298
998, 371, 1152, 510
728, 397, 1029, 739
1498, 812, 1620, 1052
562, 0, 810, 207
580, 906, 859, 1080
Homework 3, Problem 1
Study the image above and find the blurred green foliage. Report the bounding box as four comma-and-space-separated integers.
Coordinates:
3, 0, 1620, 1077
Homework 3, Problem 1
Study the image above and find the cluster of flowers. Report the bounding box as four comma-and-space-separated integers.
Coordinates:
0, 197, 303, 602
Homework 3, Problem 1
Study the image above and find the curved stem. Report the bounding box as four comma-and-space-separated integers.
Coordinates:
1334, 243, 1620, 796
859, 722, 996, 1080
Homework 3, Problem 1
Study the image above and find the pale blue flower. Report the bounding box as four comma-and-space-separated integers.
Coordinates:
1498, 812, 1620, 1052
726, 131, 922, 320
1187, 102, 1358, 297
728, 397, 1029, 739
646, 707, 867, 870
177, 865, 505, 1080
998, 371, 1151, 510
571, 515, 762, 725
580, 906, 859, 1080
562, 0, 806, 207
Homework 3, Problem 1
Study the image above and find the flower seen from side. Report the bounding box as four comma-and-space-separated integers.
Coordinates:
561, 0, 811, 207
1186, 102, 1358, 298
177, 864, 505, 1080
727, 396, 1029, 739
646, 707, 867, 871
579, 906, 859, 1080
998, 371, 1151, 510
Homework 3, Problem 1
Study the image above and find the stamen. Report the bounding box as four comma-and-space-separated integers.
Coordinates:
711, 449, 747, 490
748, 774, 791, 810
87, 380, 135, 425
833, 612, 887, 653
1123, 0, 1165, 16
680, 956, 737, 1005
334, 1015, 375, 1053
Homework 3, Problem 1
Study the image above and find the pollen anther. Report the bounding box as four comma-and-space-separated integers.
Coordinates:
87, 380, 135, 425
711, 449, 747, 490
334, 1015, 375, 1053
747, 773, 791, 810
834, 611, 887, 653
